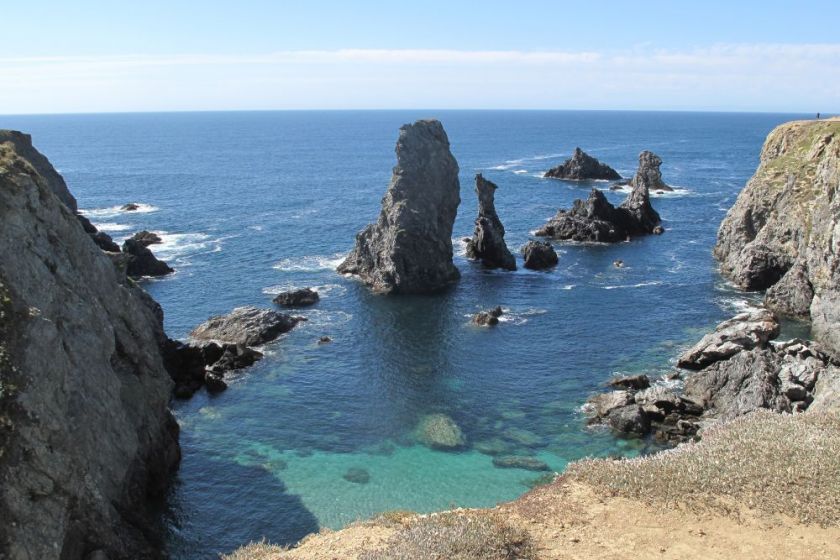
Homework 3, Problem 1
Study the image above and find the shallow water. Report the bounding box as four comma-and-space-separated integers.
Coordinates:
0, 110, 809, 557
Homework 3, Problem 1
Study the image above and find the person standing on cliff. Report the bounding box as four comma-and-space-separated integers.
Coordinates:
817, 113, 821, 119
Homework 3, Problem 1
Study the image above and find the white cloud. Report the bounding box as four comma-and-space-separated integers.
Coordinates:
0, 45, 838, 113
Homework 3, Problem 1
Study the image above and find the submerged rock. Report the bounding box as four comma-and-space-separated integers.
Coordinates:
190, 306, 302, 346
343, 467, 371, 484
544, 147, 621, 181
122, 237, 173, 277
337, 119, 461, 294
465, 174, 516, 270
472, 306, 504, 327
520, 240, 558, 270
416, 413, 466, 450
492, 455, 550, 471
121, 202, 140, 211
273, 287, 320, 307
677, 309, 780, 370
629, 151, 672, 192
714, 118, 840, 355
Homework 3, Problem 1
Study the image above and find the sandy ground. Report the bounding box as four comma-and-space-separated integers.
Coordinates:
227, 479, 840, 560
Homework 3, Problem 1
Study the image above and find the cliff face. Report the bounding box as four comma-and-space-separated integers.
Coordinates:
0, 133, 180, 559
714, 118, 840, 354
337, 120, 461, 293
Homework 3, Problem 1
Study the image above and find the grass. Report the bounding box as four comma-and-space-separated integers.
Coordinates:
360, 512, 535, 560
566, 410, 840, 526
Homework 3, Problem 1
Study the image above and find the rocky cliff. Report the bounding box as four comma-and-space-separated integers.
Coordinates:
714, 118, 840, 355
337, 120, 461, 293
465, 174, 516, 270
0, 132, 180, 559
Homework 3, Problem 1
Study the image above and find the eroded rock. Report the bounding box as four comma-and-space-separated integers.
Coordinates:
521, 240, 558, 270
465, 174, 516, 270
544, 147, 621, 181
190, 306, 302, 347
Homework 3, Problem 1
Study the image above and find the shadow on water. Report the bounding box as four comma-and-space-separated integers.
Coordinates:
165, 457, 319, 558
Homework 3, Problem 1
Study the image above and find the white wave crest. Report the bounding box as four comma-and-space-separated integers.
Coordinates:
273, 253, 346, 272
602, 281, 663, 290
94, 222, 131, 232
80, 203, 159, 218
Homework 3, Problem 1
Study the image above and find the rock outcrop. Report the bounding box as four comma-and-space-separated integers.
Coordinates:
190, 306, 302, 346
543, 148, 621, 181
714, 119, 840, 355
129, 230, 162, 248
465, 174, 516, 270
273, 287, 320, 307
629, 151, 672, 192
416, 413, 466, 450
337, 120, 461, 293
76, 214, 121, 252
534, 184, 662, 242
520, 240, 558, 270
587, 310, 840, 442
472, 306, 504, 326
0, 132, 179, 559
122, 237, 173, 278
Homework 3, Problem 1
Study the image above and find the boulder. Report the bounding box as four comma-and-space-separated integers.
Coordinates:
337, 119, 461, 294
416, 413, 466, 450
608, 374, 650, 391
629, 151, 672, 192
190, 306, 302, 347
122, 237, 173, 278
714, 118, 840, 355
492, 455, 550, 471
677, 309, 780, 370
544, 147, 621, 181
586, 390, 635, 418
521, 240, 558, 270
465, 174, 516, 270
273, 287, 320, 307
128, 230, 162, 248
472, 306, 503, 327
208, 344, 263, 373
606, 405, 651, 435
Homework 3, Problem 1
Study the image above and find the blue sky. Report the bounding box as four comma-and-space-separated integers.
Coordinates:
2, 0, 839, 113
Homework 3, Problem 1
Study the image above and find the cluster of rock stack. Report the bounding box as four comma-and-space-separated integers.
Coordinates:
535, 151, 666, 242
714, 118, 840, 355
543, 147, 621, 181
587, 309, 840, 442
0, 131, 180, 559
337, 119, 461, 294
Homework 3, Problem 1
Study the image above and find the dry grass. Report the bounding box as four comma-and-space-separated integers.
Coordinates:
222, 539, 289, 560
566, 410, 840, 525
359, 512, 535, 560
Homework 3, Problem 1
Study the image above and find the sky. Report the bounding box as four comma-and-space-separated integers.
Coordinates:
2, 0, 839, 114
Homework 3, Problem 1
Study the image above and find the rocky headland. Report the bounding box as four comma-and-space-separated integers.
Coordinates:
543, 147, 621, 181
337, 119, 461, 294
0, 132, 180, 559
464, 174, 516, 270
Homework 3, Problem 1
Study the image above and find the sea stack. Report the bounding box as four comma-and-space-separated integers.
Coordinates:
714, 118, 840, 355
534, 181, 662, 243
0, 132, 180, 558
337, 119, 461, 293
465, 174, 516, 270
544, 147, 621, 181
630, 151, 672, 192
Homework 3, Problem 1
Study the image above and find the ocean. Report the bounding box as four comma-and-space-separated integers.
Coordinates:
0, 110, 809, 557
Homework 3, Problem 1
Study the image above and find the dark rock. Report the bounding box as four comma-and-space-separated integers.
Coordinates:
273, 287, 320, 307
337, 119, 461, 294
472, 306, 503, 327
318, 336, 332, 344
543, 148, 621, 181
629, 151, 672, 192
122, 237, 173, 277
608, 374, 650, 390
765, 262, 814, 319
613, 260, 624, 268
204, 372, 228, 393
521, 240, 558, 270
129, 230, 162, 248
0, 130, 77, 211
465, 174, 516, 270
607, 405, 651, 435
208, 344, 263, 373
677, 309, 780, 370
190, 306, 301, 346
121, 203, 140, 211
492, 455, 550, 471
342, 467, 371, 484
653, 225, 665, 235
91, 231, 120, 252
534, 182, 662, 243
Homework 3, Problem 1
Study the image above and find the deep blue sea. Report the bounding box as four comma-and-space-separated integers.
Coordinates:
1, 110, 810, 557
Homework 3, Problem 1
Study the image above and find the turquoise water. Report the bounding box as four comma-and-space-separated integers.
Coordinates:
0, 110, 807, 557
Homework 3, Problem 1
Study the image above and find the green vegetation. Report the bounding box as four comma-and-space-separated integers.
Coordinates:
567, 410, 840, 526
